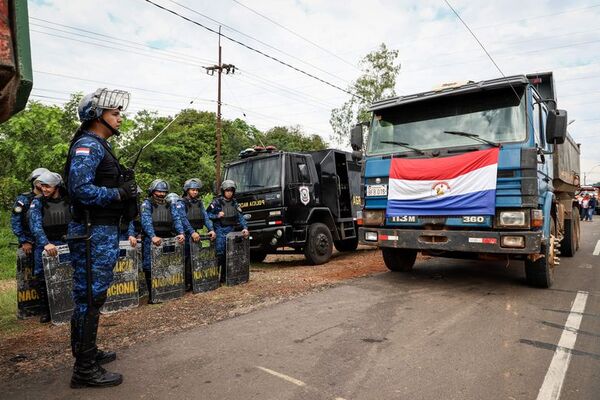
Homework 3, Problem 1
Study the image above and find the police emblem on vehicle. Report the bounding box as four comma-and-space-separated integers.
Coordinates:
431, 181, 451, 197
299, 186, 310, 205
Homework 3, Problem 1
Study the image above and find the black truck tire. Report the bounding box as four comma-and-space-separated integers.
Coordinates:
334, 237, 359, 252
304, 223, 333, 265
250, 250, 268, 263
382, 248, 417, 272
525, 217, 556, 288
561, 209, 580, 257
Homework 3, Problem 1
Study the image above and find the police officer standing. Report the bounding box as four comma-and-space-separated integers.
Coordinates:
206, 180, 249, 282
28, 171, 70, 323
10, 168, 49, 256
140, 180, 185, 302
180, 179, 215, 290
65, 88, 136, 388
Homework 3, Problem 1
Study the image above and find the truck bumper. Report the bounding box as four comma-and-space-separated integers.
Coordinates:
248, 225, 295, 250
358, 227, 542, 254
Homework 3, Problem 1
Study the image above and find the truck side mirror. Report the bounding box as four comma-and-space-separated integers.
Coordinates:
546, 109, 567, 145
350, 125, 363, 151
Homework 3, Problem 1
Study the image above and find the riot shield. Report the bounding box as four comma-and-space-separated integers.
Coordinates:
225, 232, 250, 286
190, 236, 219, 293
16, 249, 43, 318
150, 237, 185, 302
137, 245, 148, 299
101, 241, 139, 314
42, 245, 74, 325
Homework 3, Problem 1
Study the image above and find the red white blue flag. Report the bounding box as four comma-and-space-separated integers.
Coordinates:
387, 148, 500, 216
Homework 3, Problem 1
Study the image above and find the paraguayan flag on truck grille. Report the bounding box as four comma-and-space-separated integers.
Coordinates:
387, 147, 500, 216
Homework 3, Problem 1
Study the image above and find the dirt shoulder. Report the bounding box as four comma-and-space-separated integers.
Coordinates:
0, 247, 385, 381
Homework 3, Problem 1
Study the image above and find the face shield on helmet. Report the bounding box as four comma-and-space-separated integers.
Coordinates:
148, 179, 170, 196
183, 178, 202, 193
78, 88, 130, 123
35, 171, 63, 187
220, 180, 236, 193
29, 167, 50, 182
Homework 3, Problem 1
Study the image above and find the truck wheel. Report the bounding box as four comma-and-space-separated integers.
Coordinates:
334, 237, 359, 252
250, 250, 267, 263
304, 223, 333, 265
382, 248, 417, 272
561, 209, 579, 257
525, 217, 557, 288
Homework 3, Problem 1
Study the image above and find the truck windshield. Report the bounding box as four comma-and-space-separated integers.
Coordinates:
225, 155, 281, 192
367, 86, 526, 156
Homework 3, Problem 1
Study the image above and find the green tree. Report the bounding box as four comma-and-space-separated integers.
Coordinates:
329, 43, 401, 145
262, 125, 328, 152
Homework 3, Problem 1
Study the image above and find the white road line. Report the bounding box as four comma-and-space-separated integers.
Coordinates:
257, 366, 306, 387
593, 240, 600, 256
536, 291, 589, 400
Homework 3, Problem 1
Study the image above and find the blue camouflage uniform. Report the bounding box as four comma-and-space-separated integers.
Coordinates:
28, 196, 70, 277
206, 196, 247, 257
180, 197, 213, 252
140, 198, 184, 271
118, 221, 137, 242
67, 131, 122, 322
10, 192, 35, 246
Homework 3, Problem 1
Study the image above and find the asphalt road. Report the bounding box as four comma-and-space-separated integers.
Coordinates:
3, 220, 599, 399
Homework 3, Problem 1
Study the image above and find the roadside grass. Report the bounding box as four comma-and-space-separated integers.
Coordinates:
0, 212, 17, 280
0, 282, 20, 334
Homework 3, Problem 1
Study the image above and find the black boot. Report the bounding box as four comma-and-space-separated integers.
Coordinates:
71, 308, 122, 388
36, 279, 51, 323
144, 270, 158, 304
96, 349, 117, 365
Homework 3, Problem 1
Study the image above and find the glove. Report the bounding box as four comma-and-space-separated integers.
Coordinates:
118, 180, 137, 201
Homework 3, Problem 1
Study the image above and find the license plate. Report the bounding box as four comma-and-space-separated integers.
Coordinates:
366, 184, 387, 197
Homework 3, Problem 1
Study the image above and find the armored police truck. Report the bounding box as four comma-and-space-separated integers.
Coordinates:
223, 147, 362, 264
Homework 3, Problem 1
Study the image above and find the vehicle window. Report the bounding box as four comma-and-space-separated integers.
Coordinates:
224, 155, 281, 192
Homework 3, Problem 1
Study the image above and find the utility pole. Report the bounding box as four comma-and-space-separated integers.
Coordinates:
204, 26, 236, 192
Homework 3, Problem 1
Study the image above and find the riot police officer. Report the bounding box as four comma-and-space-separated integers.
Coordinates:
65, 88, 136, 388
10, 168, 49, 256
28, 171, 70, 323
140, 181, 184, 302
206, 180, 249, 282
179, 179, 215, 290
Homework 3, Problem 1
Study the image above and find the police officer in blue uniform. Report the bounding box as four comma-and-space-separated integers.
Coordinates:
10, 168, 49, 256
65, 88, 136, 388
179, 179, 215, 290
206, 180, 249, 282
140, 181, 185, 302
28, 171, 70, 323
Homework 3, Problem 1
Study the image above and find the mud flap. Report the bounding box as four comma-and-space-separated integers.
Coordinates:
101, 241, 140, 314
42, 245, 74, 325
225, 232, 250, 286
150, 237, 185, 302
16, 249, 42, 318
190, 236, 219, 293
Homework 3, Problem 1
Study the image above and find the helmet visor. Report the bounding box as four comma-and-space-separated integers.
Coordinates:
94, 89, 130, 111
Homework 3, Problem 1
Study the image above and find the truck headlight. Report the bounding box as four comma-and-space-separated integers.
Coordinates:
363, 210, 385, 226
497, 211, 527, 228
365, 231, 378, 241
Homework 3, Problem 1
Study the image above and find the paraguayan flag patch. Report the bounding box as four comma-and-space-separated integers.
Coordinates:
75, 147, 90, 156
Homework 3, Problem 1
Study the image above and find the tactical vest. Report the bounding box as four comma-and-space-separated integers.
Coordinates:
71, 134, 124, 225
183, 198, 205, 230
151, 202, 173, 237
220, 199, 239, 226
42, 197, 72, 241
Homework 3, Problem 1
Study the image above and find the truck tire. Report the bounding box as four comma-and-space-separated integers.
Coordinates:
525, 217, 557, 288
250, 250, 267, 263
304, 223, 333, 265
561, 209, 580, 257
334, 237, 359, 252
382, 248, 417, 272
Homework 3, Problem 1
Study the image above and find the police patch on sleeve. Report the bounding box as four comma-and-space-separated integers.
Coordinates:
75, 147, 91, 156
14, 206, 22, 213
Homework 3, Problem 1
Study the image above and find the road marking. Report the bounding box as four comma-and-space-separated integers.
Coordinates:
593, 240, 600, 256
257, 366, 306, 387
536, 291, 589, 400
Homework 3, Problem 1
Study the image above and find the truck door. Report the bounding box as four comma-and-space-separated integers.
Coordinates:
285, 155, 316, 217
533, 90, 552, 201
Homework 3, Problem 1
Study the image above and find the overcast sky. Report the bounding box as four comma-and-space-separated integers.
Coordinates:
28, 0, 600, 182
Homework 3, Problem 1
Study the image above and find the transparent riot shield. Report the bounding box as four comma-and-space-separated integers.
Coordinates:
101, 241, 139, 313
225, 232, 250, 286
16, 248, 42, 318
150, 237, 185, 302
190, 236, 219, 293
42, 245, 74, 325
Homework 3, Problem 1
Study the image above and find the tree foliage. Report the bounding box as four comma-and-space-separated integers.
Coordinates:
329, 43, 401, 145
0, 96, 328, 208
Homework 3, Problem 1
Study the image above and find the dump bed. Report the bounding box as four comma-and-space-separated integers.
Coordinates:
553, 132, 580, 193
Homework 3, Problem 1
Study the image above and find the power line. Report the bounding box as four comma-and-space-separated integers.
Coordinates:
143, 0, 362, 100
230, 0, 359, 71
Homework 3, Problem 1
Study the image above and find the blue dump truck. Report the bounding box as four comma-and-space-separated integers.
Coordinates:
353, 72, 580, 288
